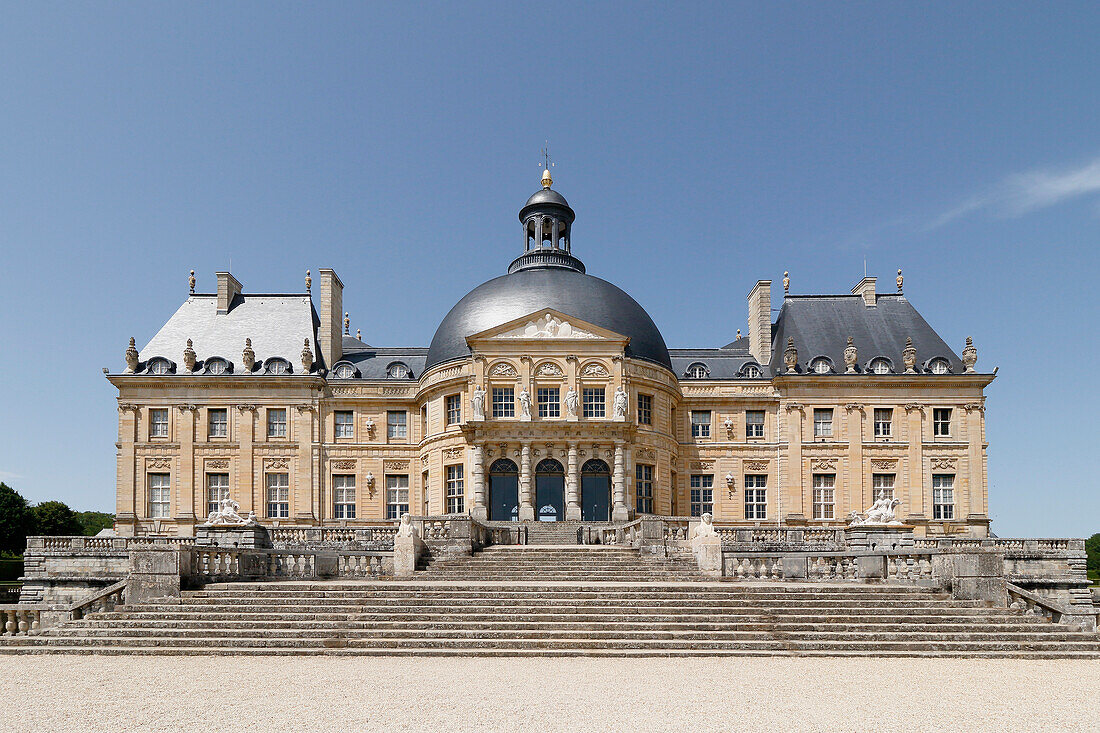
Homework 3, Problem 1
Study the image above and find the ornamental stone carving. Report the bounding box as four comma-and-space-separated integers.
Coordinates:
844, 337, 858, 374
690, 461, 714, 471
471, 385, 486, 419
903, 337, 917, 374
242, 339, 255, 373
871, 459, 898, 470
783, 338, 798, 373
183, 339, 196, 372
744, 461, 769, 471
535, 362, 564, 377
962, 337, 978, 374
146, 458, 172, 469
204, 497, 253, 527
301, 339, 314, 373
497, 314, 598, 339
810, 458, 837, 471
384, 460, 410, 471
443, 447, 464, 459
581, 362, 609, 377
518, 389, 532, 419
848, 497, 902, 527
205, 459, 230, 469
931, 457, 957, 470
125, 337, 139, 373
565, 388, 578, 417
612, 386, 628, 419
331, 460, 356, 470
490, 362, 518, 377
265, 458, 290, 470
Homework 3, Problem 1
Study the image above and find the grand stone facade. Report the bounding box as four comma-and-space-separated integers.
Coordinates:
108, 171, 994, 538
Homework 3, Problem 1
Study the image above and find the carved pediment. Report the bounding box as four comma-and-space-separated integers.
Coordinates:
466, 309, 629, 345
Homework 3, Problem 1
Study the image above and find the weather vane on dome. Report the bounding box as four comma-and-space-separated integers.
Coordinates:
540, 141, 554, 188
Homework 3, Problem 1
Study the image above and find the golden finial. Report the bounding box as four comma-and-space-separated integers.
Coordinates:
305, 270, 311, 293
356, 328, 361, 341
189, 269, 196, 294
896, 268, 904, 292
344, 312, 350, 335
783, 271, 790, 294
540, 142, 554, 188
736, 329, 742, 341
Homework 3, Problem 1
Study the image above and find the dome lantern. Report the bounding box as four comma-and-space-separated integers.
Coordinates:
511, 169, 583, 275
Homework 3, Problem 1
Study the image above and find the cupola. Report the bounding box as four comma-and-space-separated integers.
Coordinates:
510, 167, 584, 274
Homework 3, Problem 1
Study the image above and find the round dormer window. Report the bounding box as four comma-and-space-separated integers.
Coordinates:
148, 358, 172, 375
204, 358, 230, 375
387, 362, 411, 379
810, 358, 832, 374
869, 358, 891, 375
741, 364, 762, 378
929, 358, 951, 374
332, 363, 356, 379
685, 363, 709, 379
265, 358, 291, 375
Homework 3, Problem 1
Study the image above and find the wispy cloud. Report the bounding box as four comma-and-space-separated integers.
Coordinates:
929, 155, 1100, 230
0, 470, 24, 483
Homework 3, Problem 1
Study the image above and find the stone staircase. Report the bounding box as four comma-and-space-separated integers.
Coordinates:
3, 546, 1100, 657
524, 521, 583, 545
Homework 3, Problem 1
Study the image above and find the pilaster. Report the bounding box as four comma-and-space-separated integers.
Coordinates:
566, 442, 580, 520
612, 441, 629, 521
518, 442, 534, 521
175, 405, 197, 526
470, 443, 487, 520
905, 403, 926, 520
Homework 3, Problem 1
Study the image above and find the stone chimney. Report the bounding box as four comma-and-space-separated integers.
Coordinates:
216, 272, 243, 314
317, 268, 343, 370
747, 280, 772, 366
852, 276, 877, 307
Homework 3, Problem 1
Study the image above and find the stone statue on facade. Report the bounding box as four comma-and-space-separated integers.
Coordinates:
471, 386, 486, 419
204, 497, 251, 526
518, 388, 532, 419
691, 512, 719, 540
395, 513, 419, 538
565, 388, 578, 417
848, 497, 903, 527
125, 337, 139, 373
613, 385, 628, 418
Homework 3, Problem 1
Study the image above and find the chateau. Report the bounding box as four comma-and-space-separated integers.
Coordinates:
108, 170, 993, 538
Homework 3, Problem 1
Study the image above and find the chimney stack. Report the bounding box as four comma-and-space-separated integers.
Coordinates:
216, 272, 242, 314
317, 268, 343, 370
747, 280, 772, 366
852, 276, 877, 307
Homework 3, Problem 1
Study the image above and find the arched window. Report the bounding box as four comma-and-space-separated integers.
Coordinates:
387, 362, 411, 379
147, 358, 173, 375
332, 362, 357, 379
929, 358, 951, 375
582, 459, 610, 475
685, 363, 709, 379
810, 357, 832, 374
536, 458, 564, 474
869, 358, 892, 375
264, 358, 291, 375
490, 458, 518, 474
741, 363, 762, 378
203, 358, 231, 375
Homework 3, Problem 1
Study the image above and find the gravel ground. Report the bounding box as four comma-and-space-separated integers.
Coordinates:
1, 656, 1098, 732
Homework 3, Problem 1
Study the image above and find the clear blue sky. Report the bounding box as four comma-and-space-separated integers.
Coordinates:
1, 4, 1097, 537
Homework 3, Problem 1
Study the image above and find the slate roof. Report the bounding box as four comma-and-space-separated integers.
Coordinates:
768, 294, 964, 375
670, 339, 764, 380
136, 295, 319, 373
336, 341, 428, 381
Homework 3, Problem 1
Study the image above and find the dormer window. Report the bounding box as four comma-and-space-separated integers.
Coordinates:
741, 363, 762, 378
387, 362, 411, 379
810, 358, 833, 374
929, 358, 951, 375
685, 363, 709, 379
264, 358, 291, 375
332, 362, 357, 380
869, 358, 892, 375
204, 358, 231, 375
147, 358, 173, 375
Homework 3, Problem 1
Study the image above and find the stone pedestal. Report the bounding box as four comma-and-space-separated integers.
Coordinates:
393, 529, 426, 577
194, 524, 272, 549
127, 546, 189, 604
844, 525, 914, 552
639, 518, 666, 557
692, 535, 722, 577
470, 505, 488, 521
941, 548, 1006, 605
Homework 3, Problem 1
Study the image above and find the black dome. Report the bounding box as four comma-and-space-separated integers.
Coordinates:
523, 188, 571, 209
425, 268, 672, 371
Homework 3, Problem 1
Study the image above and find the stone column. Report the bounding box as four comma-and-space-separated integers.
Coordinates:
519, 443, 534, 521
176, 406, 197, 531
566, 442, 580, 520
470, 443, 487, 520
966, 404, 986, 520
295, 406, 316, 523
116, 406, 137, 530
784, 404, 805, 521
905, 404, 926, 521
612, 441, 629, 521
846, 404, 865, 517
237, 406, 255, 518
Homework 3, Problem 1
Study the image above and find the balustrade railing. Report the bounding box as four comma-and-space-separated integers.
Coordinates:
886, 553, 935, 582
727, 556, 784, 580
337, 553, 389, 577
268, 552, 315, 578
68, 579, 127, 620
0, 607, 42, 636
194, 548, 240, 579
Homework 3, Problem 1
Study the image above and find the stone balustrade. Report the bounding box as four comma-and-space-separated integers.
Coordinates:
0, 607, 42, 636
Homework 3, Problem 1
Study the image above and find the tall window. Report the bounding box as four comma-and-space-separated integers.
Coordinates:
744, 474, 767, 520
690, 411, 711, 439
206, 473, 229, 516
932, 474, 955, 520
813, 408, 833, 438
812, 474, 835, 519
333, 410, 354, 439
267, 408, 288, 438
537, 387, 560, 418
582, 388, 605, 418
150, 409, 169, 438
387, 411, 407, 440
266, 473, 289, 519
690, 475, 713, 517
421, 405, 428, 436
446, 395, 462, 425
873, 408, 893, 438
386, 475, 410, 519
745, 410, 765, 439
333, 474, 356, 519
208, 408, 228, 438
933, 408, 952, 437
446, 465, 464, 514
637, 394, 653, 425
635, 464, 654, 514
492, 387, 515, 418
148, 473, 170, 518
873, 473, 895, 501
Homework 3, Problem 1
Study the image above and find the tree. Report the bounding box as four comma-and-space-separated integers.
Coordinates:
76, 511, 115, 536
1086, 533, 1100, 582
30, 501, 82, 537
0, 483, 31, 555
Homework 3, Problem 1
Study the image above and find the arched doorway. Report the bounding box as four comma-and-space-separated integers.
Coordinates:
581, 459, 611, 521
488, 459, 519, 521
535, 458, 565, 522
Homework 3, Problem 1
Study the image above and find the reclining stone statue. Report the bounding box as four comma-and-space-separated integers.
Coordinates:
203, 497, 254, 527
848, 496, 903, 527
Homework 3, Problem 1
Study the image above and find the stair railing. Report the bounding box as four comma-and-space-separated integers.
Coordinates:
68, 579, 127, 621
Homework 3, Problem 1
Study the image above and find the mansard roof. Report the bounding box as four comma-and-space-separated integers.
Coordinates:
669, 341, 764, 380
335, 342, 428, 380
768, 294, 964, 375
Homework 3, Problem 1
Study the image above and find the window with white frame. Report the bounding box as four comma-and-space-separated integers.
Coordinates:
386, 475, 410, 519
208, 408, 228, 438
333, 474, 356, 519
690, 410, 711, 439
537, 387, 560, 418
148, 358, 172, 375
812, 474, 835, 519
742, 364, 762, 378
933, 408, 952, 437
685, 363, 709, 379
637, 393, 652, 425
387, 411, 407, 440
332, 363, 355, 379
445, 465, 464, 514
932, 474, 955, 520
148, 473, 170, 518
267, 408, 287, 438
492, 387, 515, 418
446, 395, 461, 425
265, 358, 291, 375
813, 408, 833, 438
810, 358, 832, 374
745, 410, 765, 438
873, 408, 893, 438
582, 388, 605, 418
635, 464, 654, 514
334, 410, 354, 439
869, 358, 891, 374
929, 358, 950, 375
421, 405, 428, 436
744, 474, 767, 520
872, 473, 895, 501
689, 474, 713, 517
206, 473, 229, 516
387, 362, 411, 379
266, 473, 289, 519
150, 408, 169, 438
